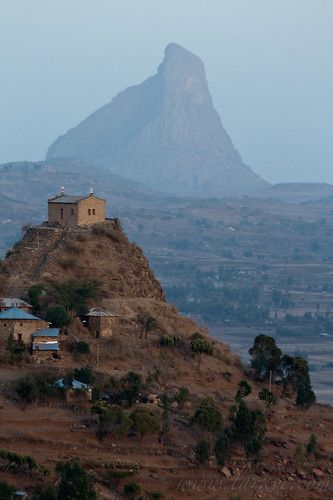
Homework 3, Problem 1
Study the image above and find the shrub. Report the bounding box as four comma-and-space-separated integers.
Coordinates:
259, 388, 277, 416
32, 486, 57, 500
123, 481, 141, 499
190, 333, 213, 355
174, 387, 190, 407
15, 372, 59, 403
55, 279, 99, 316
195, 440, 211, 464
191, 397, 223, 434
73, 340, 90, 355
0, 480, 15, 500
306, 434, 319, 457
44, 305, 71, 327
118, 372, 144, 407
74, 367, 94, 385
235, 380, 252, 402
56, 459, 97, 500
7, 333, 26, 363
293, 443, 306, 468
92, 402, 131, 440
159, 334, 180, 347
231, 400, 266, 453
0, 449, 37, 470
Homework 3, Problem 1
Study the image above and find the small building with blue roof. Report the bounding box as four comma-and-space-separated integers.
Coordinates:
0, 307, 49, 345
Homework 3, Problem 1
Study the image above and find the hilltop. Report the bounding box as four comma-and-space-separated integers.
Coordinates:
46, 43, 268, 196
0, 220, 332, 498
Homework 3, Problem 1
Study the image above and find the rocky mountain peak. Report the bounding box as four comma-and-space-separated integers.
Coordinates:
47, 43, 268, 196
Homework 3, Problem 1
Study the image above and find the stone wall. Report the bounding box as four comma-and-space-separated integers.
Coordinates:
0, 319, 49, 344
88, 316, 118, 338
48, 202, 78, 226
77, 196, 106, 225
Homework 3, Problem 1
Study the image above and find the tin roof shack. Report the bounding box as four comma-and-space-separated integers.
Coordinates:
86, 307, 119, 339
0, 308, 49, 345
0, 298, 32, 312
56, 378, 92, 405
32, 328, 60, 362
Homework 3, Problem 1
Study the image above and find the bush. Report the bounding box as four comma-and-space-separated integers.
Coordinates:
195, 440, 211, 464
190, 333, 213, 355
7, 333, 26, 363
32, 486, 57, 500
57, 459, 97, 500
44, 305, 71, 327
0, 449, 37, 470
174, 387, 190, 407
28, 284, 44, 311
259, 388, 277, 416
0, 480, 15, 500
191, 397, 223, 434
74, 367, 94, 385
235, 380, 252, 402
73, 340, 90, 355
55, 279, 99, 316
118, 372, 144, 407
296, 377, 316, 409
159, 334, 180, 347
15, 373, 59, 404
92, 402, 131, 440
123, 481, 141, 499
306, 434, 319, 457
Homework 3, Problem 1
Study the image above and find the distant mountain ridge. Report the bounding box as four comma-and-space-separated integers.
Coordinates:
47, 43, 268, 196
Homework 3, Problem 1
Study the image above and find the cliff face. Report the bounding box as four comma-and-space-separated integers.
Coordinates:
47, 43, 268, 196
0, 220, 164, 301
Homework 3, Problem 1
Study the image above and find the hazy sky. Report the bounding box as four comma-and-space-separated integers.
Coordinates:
1, 0, 332, 184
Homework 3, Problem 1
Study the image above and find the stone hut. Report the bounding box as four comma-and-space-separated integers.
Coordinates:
48, 189, 106, 226
0, 307, 49, 345
0, 298, 32, 312
85, 307, 119, 338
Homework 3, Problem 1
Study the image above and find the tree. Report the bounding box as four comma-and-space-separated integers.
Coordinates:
73, 340, 90, 355
28, 284, 44, 311
55, 279, 99, 316
249, 334, 282, 379
56, 459, 97, 500
235, 380, 252, 403
131, 408, 160, 441
214, 432, 230, 467
195, 440, 211, 464
92, 402, 131, 440
0, 480, 15, 500
123, 482, 141, 499
296, 378, 316, 409
231, 400, 266, 451
44, 305, 71, 327
246, 436, 263, 464
259, 388, 277, 417
191, 397, 223, 434
137, 313, 157, 339
15, 374, 39, 403
119, 372, 144, 407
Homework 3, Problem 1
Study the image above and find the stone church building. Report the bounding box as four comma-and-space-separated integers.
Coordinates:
48, 190, 106, 226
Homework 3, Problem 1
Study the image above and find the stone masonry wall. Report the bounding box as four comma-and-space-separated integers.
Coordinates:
0, 319, 49, 344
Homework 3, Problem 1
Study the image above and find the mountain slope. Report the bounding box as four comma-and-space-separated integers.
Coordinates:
47, 43, 268, 196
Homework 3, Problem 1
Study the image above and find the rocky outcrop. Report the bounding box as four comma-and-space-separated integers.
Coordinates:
0, 220, 164, 301
47, 43, 268, 196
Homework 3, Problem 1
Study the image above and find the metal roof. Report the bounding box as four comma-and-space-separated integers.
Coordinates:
33, 328, 59, 338
48, 194, 86, 204
0, 307, 43, 321
0, 298, 32, 309
48, 193, 106, 204
33, 342, 60, 351
86, 307, 118, 317
56, 378, 88, 390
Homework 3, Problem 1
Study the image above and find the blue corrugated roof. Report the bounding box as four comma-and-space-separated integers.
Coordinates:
0, 307, 43, 321
33, 328, 59, 338
33, 342, 59, 351
56, 378, 88, 390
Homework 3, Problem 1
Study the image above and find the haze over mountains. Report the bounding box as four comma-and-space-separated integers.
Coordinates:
47, 43, 268, 196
